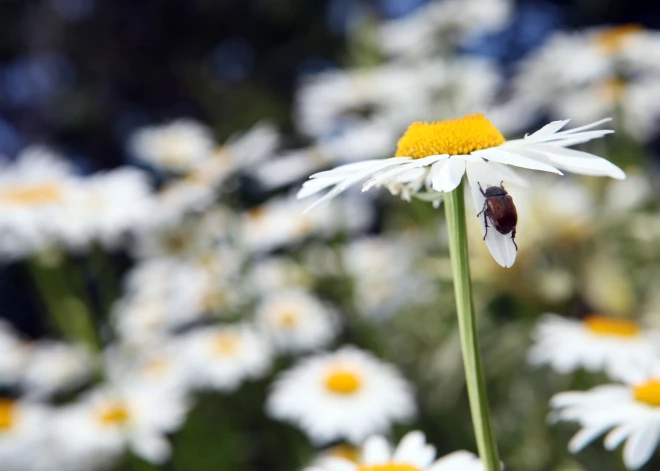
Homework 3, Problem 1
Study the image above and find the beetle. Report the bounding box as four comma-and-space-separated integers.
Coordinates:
476, 182, 518, 250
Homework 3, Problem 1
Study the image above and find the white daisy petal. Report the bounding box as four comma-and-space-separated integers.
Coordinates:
393, 431, 427, 463
362, 435, 391, 465
525, 119, 571, 141
568, 423, 612, 453
605, 423, 636, 450
477, 148, 562, 174
623, 422, 660, 470
487, 162, 530, 187
530, 145, 626, 180
431, 158, 466, 192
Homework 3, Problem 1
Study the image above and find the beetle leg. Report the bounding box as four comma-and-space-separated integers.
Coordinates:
511, 229, 518, 251
477, 201, 487, 217
478, 182, 486, 197
483, 212, 489, 240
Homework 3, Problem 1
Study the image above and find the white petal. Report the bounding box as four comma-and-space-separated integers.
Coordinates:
487, 162, 530, 187
568, 424, 612, 453
132, 434, 171, 464
483, 228, 517, 268
623, 423, 660, 470
605, 424, 636, 450
553, 117, 612, 136
362, 435, 391, 465
309, 158, 407, 179
393, 431, 426, 463
475, 148, 562, 174
525, 120, 571, 141
363, 155, 444, 191
529, 144, 626, 180
431, 158, 466, 192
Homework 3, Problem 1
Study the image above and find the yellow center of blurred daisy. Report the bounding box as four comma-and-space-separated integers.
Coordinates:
328, 444, 360, 463
277, 311, 298, 328
0, 184, 63, 206
98, 403, 130, 426
395, 114, 505, 159
595, 24, 642, 53
0, 399, 16, 431
213, 332, 240, 355
584, 315, 640, 338
633, 380, 660, 407
356, 464, 421, 471
325, 368, 362, 394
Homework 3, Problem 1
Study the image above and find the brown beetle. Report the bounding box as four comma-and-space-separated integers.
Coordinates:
477, 182, 518, 250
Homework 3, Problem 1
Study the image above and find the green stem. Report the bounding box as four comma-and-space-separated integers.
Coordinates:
444, 178, 500, 471
27, 256, 100, 352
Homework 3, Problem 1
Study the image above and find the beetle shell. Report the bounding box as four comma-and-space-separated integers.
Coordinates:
482, 186, 518, 235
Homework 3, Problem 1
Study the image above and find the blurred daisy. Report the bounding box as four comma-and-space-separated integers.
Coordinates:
513, 26, 660, 141
178, 324, 272, 392
129, 119, 215, 173
240, 195, 373, 253
22, 341, 93, 399
308, 430, 486, 471
0, 322, 30, 386
266, 346, 416, 444
256, 289, 340, 353
551, 361, 660, 470
0, 399, 52, 470
378, 0, 511, 58
55, 379, 189, 465
528, 313, 660, 380
0, 146, 81, 259
299, 114, 623, 267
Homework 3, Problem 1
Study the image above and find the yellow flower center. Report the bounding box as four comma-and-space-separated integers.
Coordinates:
327, 444, 360, 463
584, 315, 641, 338
600, 78, 627, 101
325, 368, 362, 395
633, 380, 660, 407
357, 465, 421, 471
0, 183, 63, 206
0, 399, 16, 431
213, 332, 240, 356
98, 403, 130, 426
395, 114, 505, 159
277, 311, 298, 328
594, 24, 643, 53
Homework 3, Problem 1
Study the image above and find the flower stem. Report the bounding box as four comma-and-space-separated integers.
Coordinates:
444, 178, 500, 471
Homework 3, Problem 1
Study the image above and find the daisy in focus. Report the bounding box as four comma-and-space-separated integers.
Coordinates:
266, 346, 416, 444
298, 114, 624, 268
528, 313, 660, 381
308, 430, 486, 471
550, 361, 660, 470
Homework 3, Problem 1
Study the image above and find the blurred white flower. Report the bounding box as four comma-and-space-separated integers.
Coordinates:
550, 361, 660, 470
240, 194, 373, 253
299, 114, 622, 268
0, 322, 30, 386
22, 341, 93, 399
55, 378, 189, 465
0, 399, 52, 471
266, 346, 416, 444
513, 26, 660, 141
528, 313, 660, 380
178, 324, 272, 392
248, 256, 312, 294
0, 146, 82, 259
377, 0, 512, 58
256, 289, 340, 353
129, 119, 216, 173
343, 236, 431, 318
309, 430, 486, 471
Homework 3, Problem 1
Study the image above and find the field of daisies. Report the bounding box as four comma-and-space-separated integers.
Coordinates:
2, 0, 660, 470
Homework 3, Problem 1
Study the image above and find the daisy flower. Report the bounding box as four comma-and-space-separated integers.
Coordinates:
527, 313, 660, 381
178, 324, 272, 392
298, 113, 624, 267
308, 430, 486, 471
54, 378, 189, 465
256, 289, 340, 353
266, 346, 416, 444
129, 119, 215, 173
0, 399, 52, 469
550, 361, 660, 469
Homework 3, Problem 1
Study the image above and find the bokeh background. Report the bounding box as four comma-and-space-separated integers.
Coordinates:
2, 0, 660, 470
